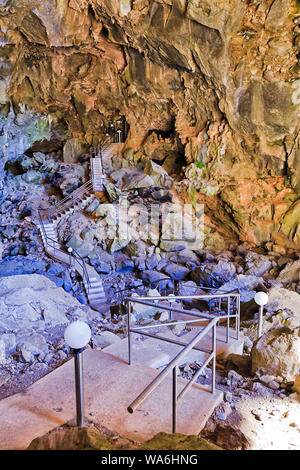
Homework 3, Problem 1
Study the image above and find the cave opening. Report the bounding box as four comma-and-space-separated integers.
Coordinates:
107, 115, 130, 143
0, 0, 300, 453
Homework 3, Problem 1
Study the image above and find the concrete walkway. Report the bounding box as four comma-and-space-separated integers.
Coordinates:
0, 349, 222, 450
106, 326, 244, 368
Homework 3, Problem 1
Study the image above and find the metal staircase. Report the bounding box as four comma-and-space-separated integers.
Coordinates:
35, 143, 120, 312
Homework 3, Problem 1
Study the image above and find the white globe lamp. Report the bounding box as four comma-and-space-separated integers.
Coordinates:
254, 292, 269, 338
64, 321, 91, 350
254, 291, 268, 306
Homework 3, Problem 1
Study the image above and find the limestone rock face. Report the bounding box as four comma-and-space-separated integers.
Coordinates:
1, 0, 300, 247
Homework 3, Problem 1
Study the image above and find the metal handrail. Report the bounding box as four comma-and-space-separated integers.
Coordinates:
90, 138, 112, 190
71, 247, 91, 295
130, 292, 240, 343
125, 290, 240, 432
54, 179, 92, 208
37, 211, 62, 254
126, 295, 219, 432
48, 180, 93, 219
37, 211, 91, 295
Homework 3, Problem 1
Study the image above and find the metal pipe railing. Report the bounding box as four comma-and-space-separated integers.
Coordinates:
48, 180, 93, 219
37, 211, 91, 296
130, 293, 240, 341
125, 289, 240, 432
127, 309, 219, 433
71, 247, 91, 296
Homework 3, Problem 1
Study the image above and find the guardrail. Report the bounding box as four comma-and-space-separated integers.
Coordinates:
129, 283, 240, 340
126, 295, 220, 433
37, 210, 91, 296
46, 179, 93, 221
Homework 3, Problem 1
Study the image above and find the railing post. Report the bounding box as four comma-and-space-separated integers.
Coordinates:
168, 294, 176, 321
127, 301, 132, 365
172, 365, 177, 434
74, 349, 84, 427
212, 323, 216, 394
226, 296, 230, 343
68, 247, 73, 267
236, 295, 240, 340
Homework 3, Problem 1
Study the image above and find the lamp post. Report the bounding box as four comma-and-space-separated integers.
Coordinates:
64, 321, 91, 427
254, 291, 269, 338
68, 246, 73, 266
168, 293, 176, 321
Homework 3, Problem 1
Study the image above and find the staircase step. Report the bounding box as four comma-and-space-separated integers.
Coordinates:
88, 294, 106, 300
88, 287, 106, 293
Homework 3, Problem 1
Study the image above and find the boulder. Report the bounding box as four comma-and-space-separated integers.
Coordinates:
144, 160, 173, 188
191, 261, 236, 288
124, 240, 148, 257
140, 270, 172, 290
110, 236, 131, 253
0, 274, 98, 335
16, 328, 49, 362
251, 326, 300, 381
140, 432, 222, 450
276, 260, 300, 285
160, 240, 187, 252
178, 280, 203, 296
94, 204, 117, 225
129, 289, 161, 319
47, 262, 64, 276
251, 382, 275, 398
110, 169, 127, 183
42, 306, 70, 326
63, 138, 87, 163
145, 254, 160, 270
173, 249, 200, 265
123, 174, 155, 190
103, 183, 121, 202
27, 426, 114, 450
0, 256, 48, 277
265, 286, 300, 325
66, 235, 95, 257
22, 170, 43, 184
163, 263, 190, 280
244, 251, 272, 276
152, 189, 173, 202
0, 333, 16, 356
92, 331, 122, 348
85, 198, 100, 214
214, 274, 265, 303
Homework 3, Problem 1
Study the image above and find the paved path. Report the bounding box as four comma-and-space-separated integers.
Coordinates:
0, 349, 222, 449
105, 326, 244, 367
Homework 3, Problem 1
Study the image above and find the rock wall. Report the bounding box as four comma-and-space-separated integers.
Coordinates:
0, 0, 300, 248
